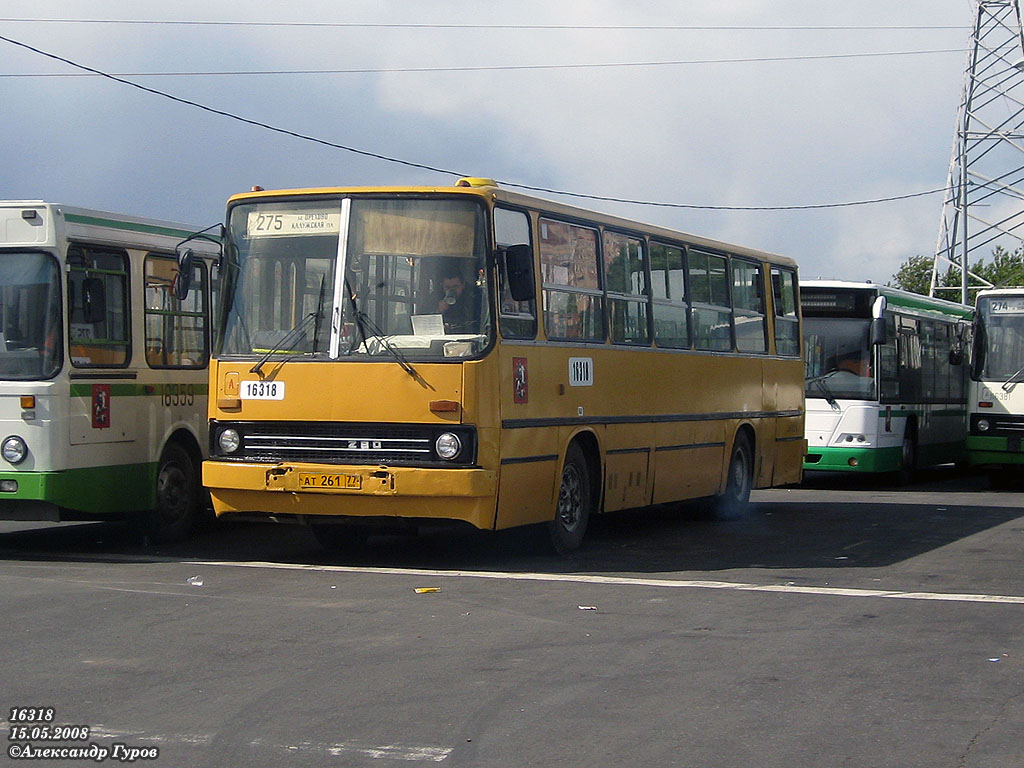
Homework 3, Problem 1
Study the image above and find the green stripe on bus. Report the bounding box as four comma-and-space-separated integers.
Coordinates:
0, 463, 158, 514
803, 445, 902, 472
881, 290, 974, 318
63, 212, 202, 241
68, 382, 210, 398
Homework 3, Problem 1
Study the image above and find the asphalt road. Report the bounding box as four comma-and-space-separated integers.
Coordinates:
1, 468, 1022, 767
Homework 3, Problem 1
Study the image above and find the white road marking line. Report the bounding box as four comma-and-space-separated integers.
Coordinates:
192, 559, 1024, 606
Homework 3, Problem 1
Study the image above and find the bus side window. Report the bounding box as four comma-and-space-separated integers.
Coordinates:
539, 218, 604, 341
604, 231, 650, 346
494, 207, 537, 339
650, 242, 690, 349
732, 259, 767, 353
770, 266, 800, 357
145, 254, 209, 369
689, 249, 732, 351
67, 245, 130, 367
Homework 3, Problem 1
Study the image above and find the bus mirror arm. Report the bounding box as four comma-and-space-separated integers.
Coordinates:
503, 244, 535, 302
173, 222, 225, 297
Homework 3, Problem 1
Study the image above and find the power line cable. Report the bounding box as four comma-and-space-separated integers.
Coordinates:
0, 47, 967, 78
0, 32, 949, 212
0, 18, 972, 31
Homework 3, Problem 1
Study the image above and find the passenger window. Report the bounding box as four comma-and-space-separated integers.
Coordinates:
145, 254, 209, 369
689, 250, 732, 351
650, 242, 690, 348
732, 259, 767, 353
603, 231, 649, 345
540, 218, 603, 341
67, 246, 130, 367
771, 267, 800, 357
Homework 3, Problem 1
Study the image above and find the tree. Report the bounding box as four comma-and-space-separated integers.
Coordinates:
887, 254, 933, 296
888, 247, 1024, 303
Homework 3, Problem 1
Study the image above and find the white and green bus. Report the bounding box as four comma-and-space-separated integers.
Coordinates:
802, 281, 972, 477
0, 202, 219, 541
967, 288, 1024, 486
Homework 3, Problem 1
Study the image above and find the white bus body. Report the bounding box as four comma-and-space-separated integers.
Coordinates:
0, 202, 219, 540
968, 288, 1024, 485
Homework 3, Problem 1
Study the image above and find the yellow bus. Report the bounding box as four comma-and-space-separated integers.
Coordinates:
203, 178, 804, 552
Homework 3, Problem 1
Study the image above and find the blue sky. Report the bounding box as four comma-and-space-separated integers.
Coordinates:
1, 0, 975, 283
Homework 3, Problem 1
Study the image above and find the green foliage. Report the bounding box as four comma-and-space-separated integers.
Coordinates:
887, 254, 933, 296
888, 246, 1024, 304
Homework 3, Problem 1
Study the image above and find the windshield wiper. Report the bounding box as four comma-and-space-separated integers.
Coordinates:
806, 370, 841, 412
355, 311, 419, 379
310, 274, 327, 354
1002, 364, 1024, 392
341, 277, 419, 380
250, 282, 327, 376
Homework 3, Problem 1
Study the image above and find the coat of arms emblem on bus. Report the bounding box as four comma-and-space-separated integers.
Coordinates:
91, 384, 110, 429
512, 357, 528, 404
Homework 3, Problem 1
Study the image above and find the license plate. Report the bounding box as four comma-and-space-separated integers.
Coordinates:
240, 380, 285, 400
299, 472, 362, 490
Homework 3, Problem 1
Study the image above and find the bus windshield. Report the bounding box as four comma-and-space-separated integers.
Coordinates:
803, 316, 875, 399
219, 197, 491, 361
974, 296, 1024, 381
0, 251, 62, 380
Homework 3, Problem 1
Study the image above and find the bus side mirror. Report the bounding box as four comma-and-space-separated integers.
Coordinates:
82, 277, 106, 324
174, 248, 194, 301
949, 348, 964, 366
504, 244, 535, 302
869, 295, 887, 345
870, 318, 887, 346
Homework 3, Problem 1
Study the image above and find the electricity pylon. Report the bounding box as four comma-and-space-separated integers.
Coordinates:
933, 0, 1024, 303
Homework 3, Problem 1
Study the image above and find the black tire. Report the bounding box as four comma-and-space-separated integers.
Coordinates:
310, 523, 369, 553
547, 443, 591, 554
145, 443, 199, 543
895, 425, 917, 486
713, 432, 753, 519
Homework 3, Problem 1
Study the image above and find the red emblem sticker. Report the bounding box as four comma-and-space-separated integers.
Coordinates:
513, 357, 528, 404
92, 384, 111, 429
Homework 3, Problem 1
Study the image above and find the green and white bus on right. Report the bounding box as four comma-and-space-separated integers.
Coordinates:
968, 288, 1024, 485
802, 280, 973, 478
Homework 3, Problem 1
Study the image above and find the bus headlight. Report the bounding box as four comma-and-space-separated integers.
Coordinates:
2, 435, 27, 465
977, 419, 991, 432
218, 428, 241, 454
435, 432, 462, 460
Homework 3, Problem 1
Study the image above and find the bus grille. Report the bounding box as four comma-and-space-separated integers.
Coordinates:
209, 420, 477, 467
971, 413, 1024, 436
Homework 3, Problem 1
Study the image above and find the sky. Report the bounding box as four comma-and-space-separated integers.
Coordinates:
0, 0, 981, 284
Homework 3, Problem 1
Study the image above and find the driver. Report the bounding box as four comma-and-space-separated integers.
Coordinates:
435, 266, 480, 334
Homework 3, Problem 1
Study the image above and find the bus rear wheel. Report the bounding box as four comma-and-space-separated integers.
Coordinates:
145, 443, 199, 544
714, 433, 753, 519
547, 443, 591, 554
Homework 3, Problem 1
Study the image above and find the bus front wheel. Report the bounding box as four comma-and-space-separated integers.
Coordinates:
547, 443, 591, 554
714, 433, 753, 519
896, 426, 917, 485
146, 443, 199, 543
